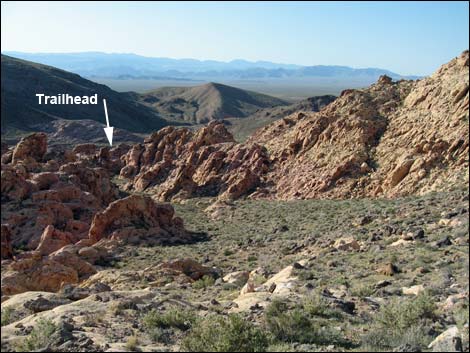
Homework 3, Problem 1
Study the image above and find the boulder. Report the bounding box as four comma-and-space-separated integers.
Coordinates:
428, 326, 463, 352
377, 263, 400, 276
402, 284, 425, 296
35, 225, 76, 256
88, 195, 192, 245
333, 237, 360, 251
223, 271, 249, 286
12, 132, 47, 164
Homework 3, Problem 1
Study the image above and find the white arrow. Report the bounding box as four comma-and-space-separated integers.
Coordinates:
102, 99, 114, 146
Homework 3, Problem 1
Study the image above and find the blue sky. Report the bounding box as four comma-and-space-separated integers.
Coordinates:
1, 1, 468, 75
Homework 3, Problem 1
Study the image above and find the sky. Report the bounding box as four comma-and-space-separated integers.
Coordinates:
1, 1, 469, 76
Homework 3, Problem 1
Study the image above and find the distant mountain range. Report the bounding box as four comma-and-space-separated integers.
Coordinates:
3, 52, 420, 81
2, 55, 322, 141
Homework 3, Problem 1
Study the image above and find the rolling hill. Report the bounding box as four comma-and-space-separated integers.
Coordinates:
1, 55, 169, 134
135, 82, 289, 123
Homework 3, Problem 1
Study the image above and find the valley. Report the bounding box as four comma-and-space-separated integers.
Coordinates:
1, 48, 468, 352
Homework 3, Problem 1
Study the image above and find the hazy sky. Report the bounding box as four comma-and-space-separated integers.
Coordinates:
1, 1, 468, 75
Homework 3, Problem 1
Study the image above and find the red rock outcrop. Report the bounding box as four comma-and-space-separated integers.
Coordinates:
117, 51, 468, 202
1, 245, 98, 295
88, 194, 194, 245
119, 121, 270, 201
248, 50, 468, 199
35, 225, 79, 256
11, 132, 47, 165
1, 135, 121, 252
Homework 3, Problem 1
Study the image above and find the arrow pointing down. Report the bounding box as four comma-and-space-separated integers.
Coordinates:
102, 99, 114, 146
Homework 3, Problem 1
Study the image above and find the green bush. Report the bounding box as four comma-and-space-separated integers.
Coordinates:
350, 283, 375, 298
303, 294, 343, 319
361, 292, 437, 350
16, 318, 58, 352
264, 298, 348, 346
1, 306, 14, 326
125, 335, 139, 351
181, 314, 269, 352
192, 275, 215, 289
142, 307, 196, 332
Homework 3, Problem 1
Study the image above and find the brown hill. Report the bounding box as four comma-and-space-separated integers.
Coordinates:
136, 82, 289, 123
1, 55, 168, 134
118, 50, 469, 201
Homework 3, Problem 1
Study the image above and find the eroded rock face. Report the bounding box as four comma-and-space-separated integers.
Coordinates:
1, 135, 121, 295
119, 121, 269, 201
12, 132, 47, 165
118, 51, 469, 202
88, 195, 193, 245
35, 225, 78, 256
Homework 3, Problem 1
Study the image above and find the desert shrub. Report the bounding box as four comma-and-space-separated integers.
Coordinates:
181, 314, 269, 352
303, 294, 343, 319
125, 335, 139, 351
350, 283, 375, 298
266, 343, 296, 351
16, 318, 58, 352
142, 307, 196, 332
147, 326, 171, 343
223, 249, 234, 256
264, 298, 349, 346
361, 292, 437, 350
1, 306, 14, 326
192, 275, 215, 289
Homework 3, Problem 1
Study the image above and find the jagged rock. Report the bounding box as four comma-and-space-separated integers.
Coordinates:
1, 166, 32, 201
377, 75, 393, 85
119, 121, 269, 201
12, 132, 47, 164
88, 194, 193, 245
35, 225, 76, 256
1, 245, 96, 295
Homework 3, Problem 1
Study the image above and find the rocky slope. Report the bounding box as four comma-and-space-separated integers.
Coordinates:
120, 51, 469, 202
1, 133, 201, 296
1, 187, 468, 352
250, 51, 469, 200
0, 51, 468, 353
225, 94, 336, 141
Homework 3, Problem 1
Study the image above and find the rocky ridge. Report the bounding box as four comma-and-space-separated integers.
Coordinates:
119, 51, 469, 202
1, 134, 200, 296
